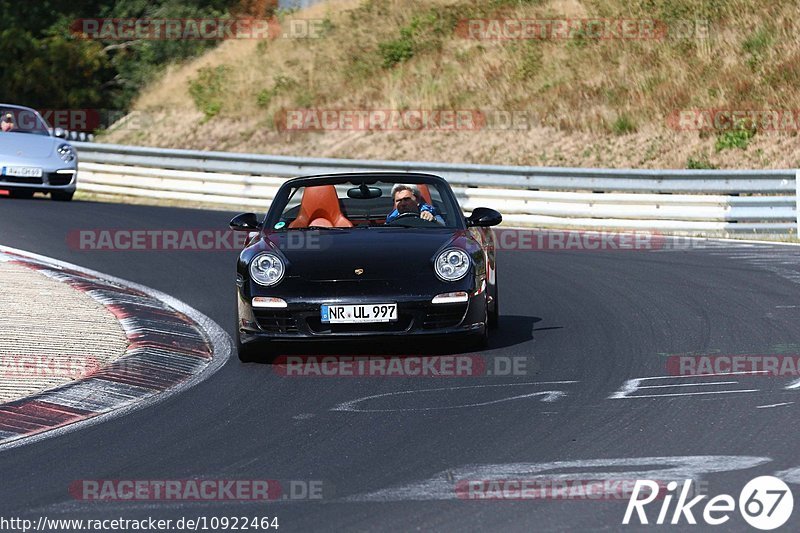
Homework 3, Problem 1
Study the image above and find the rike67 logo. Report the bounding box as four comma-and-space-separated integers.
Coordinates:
624, 476, 793, 530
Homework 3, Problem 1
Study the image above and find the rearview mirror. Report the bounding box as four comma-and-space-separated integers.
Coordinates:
229, 213, 262, 231
347, 184, 382, 199
466, 207, 502, 227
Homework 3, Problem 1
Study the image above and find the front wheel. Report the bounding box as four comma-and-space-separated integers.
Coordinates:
236, 329, 274, 362
464, 326, 489, 351
463, 299, 489, 351
488, 275, 499, 329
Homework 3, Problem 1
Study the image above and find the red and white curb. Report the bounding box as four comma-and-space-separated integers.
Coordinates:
0, 245, 231, 451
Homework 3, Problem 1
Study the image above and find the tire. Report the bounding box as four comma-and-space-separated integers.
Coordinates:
488, 273, 499, 329
465, 326, 489, 351
236, 328, 274, 362
51, 190, 74, 202
8, 189, 34, 199
237, 339, 259, 362
463, 299, 489, 351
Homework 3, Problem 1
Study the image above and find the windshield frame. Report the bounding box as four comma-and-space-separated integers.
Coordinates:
0, 106, 52, 137
263, 173, 466, 232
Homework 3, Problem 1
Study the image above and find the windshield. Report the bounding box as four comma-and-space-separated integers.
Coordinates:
268, 179, 460, 230
0, 108, 51, 136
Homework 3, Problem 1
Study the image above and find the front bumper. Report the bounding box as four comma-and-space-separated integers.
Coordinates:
0, 169, 77, 193
238, 293, 487, 341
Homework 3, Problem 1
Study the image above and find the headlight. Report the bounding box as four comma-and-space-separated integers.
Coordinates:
434, 248, 470, 281
249, 253, 285, 286
57, 144, 75, 163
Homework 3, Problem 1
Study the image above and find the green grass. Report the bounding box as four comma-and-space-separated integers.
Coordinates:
377, 10, 459, 69
188, 66, 230, 121
686, 155, 718, 169
742, 27, 774, 70
715, 121, 756, 151
611, 114, 637, 135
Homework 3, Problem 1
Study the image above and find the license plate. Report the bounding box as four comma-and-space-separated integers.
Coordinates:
2, 166, 43, 178
321, 303, 397, 323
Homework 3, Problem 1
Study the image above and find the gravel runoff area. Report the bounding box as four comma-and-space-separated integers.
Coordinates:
0, 260, 128, 404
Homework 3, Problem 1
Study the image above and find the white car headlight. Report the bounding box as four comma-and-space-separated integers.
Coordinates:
249, 253, 285, 286
57, 144, 75, 163
434, 248, 470, 281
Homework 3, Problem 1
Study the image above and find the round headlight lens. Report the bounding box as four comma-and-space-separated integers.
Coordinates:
434, 248, 470, 281
249, 253, 285, 286
57, 144, 75, 163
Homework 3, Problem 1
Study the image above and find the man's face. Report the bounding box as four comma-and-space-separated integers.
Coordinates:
1, 120, 13, 132
394, 189, 419, 214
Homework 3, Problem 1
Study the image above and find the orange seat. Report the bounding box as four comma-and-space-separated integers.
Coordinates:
416, 184, 433, 205
289, 185, 353, 228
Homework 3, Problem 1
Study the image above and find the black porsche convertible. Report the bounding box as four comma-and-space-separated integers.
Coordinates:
229, 172, 501, 361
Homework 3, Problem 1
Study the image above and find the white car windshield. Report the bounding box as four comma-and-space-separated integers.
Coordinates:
0, 108, 51, 136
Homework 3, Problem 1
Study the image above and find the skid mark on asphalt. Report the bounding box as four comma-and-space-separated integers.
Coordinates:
608, 372, 764, 399
755, 402, 795, 409
331, 381, 578, 412
667, 240, 800, 288
785, 379, 800, 389
346, 456, 771, 502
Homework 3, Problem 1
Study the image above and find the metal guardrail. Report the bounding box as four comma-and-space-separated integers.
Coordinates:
72, 142, 800, 236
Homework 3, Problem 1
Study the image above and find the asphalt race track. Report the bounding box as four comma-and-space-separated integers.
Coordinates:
2, 196, 800, 531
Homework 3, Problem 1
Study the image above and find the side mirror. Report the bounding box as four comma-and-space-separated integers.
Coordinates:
53, 128, 66, 139
466, 207, 502, 227
230, 212, 262, 231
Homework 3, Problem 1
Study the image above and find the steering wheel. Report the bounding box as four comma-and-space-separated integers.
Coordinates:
394, 212, 421, 219
386, 211, 440, 227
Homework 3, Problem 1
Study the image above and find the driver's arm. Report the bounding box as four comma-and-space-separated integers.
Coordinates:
419, 204, 444, 224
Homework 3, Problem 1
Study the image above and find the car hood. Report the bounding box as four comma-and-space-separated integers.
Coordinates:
0, 133, 56, 159
266, 228, 466, 282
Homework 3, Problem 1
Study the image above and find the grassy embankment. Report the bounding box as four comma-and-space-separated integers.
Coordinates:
101, 0, 800, 169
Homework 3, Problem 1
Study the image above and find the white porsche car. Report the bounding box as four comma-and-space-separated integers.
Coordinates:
0, 104, 77, 201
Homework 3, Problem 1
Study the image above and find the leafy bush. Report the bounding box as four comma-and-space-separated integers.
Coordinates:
189, 66, 230, 121
256, 89, 273, 108
378, 11, 458, 68
715, 120, 756, 151
256, 76, 297, 109
379, 28, 416, 68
